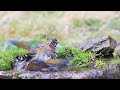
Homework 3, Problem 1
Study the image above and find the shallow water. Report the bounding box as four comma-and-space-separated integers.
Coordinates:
52, 65, 93, 73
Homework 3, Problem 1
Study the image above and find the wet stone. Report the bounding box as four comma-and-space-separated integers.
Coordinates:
77, 35, 117, 57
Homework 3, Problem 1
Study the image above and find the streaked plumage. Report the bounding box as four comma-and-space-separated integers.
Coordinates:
9, 38, 59, 62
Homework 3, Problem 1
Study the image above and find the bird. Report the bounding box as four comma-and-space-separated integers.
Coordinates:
9, 38, 59, 62
9, 39, 71, 71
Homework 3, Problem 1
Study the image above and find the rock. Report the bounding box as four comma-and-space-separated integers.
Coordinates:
0, 71, 13, 79
101, 63, 120, 79
77, 35, 117, 57
19, 63, 120, 79
114, 43, 120, 58
1, 63, 120, 79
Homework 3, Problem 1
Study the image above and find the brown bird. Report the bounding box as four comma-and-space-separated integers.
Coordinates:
9, 38, 59, 62
31, 38, 59, 62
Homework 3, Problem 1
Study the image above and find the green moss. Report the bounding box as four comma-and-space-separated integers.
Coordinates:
70, 50, 96, 67
113, 58, 120, 64
0, 48, 29, 71
57, 44, 73, 58
57, 44, 96, 68
94, 60, 107, 68
113, 51, 119, 58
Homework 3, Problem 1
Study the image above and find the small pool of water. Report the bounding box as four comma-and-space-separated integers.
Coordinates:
59, 66, 93, 73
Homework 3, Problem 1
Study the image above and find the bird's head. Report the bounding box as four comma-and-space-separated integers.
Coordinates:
48, 38, 59, 49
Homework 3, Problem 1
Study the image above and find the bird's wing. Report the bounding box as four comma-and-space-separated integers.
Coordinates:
9, 40, 32, 50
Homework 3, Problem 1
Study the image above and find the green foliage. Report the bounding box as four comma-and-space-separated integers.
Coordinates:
1, 11, 120, 45
57, 44, 73, 58
113, 58, 120, 64
113, 50, 119, 58
57, 44, 96, 67
94, 60, 107, 68
0, 48, 29, 70
85, 18, 102, 31
72, 18, 83, 28
110, 18, 120, 29
70, 50, 96, 67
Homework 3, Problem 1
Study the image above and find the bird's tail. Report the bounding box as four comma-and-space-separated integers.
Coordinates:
8, 40, 32, 50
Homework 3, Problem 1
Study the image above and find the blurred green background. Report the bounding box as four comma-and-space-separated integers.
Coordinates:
1, 11, 120, 49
